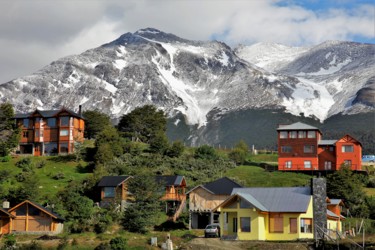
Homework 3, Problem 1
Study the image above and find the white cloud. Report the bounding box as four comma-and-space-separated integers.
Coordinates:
0, 0, 373, 83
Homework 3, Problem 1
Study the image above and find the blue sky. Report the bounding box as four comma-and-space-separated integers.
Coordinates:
0, 0, 373, 83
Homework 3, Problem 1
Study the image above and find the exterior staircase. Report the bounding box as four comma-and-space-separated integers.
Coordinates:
169, 198, 186, 222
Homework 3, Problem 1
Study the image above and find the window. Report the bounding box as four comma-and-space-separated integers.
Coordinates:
240, 198, 252, 208
103, 187, 115, 198
22, 131, 29, 138
240, 217, 251, 232
60, 117, 69, 126
60, 143, 69, 153
60, 129, 69, 136
329, 147, 334, 152
300, 218, 312, 233
16, 204, 27, 216
344, 160, 352, 167
47, 118, 56, 127
290, 218, 297, 233
304, 145, 315, 153
281, 146, 292, 153
324, 161, 332, 170
342, 145, 353, 152
307, 131, 316, 138
35, 129, 39, 137
280, 131, 288, 139
23, 119, 29, 127
304, 161, 312, 169
290, 131, 297, 138
285, 161, 292, 169
28, 205, 40, 216
44, 143, 58, 155
298, 131, 306, 138
269, 213, 283, 233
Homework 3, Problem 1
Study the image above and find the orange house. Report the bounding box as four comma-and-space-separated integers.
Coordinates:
278, 122, 362, 171
14, 106, 85, 156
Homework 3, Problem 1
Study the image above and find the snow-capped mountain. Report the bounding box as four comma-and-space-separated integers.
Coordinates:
0, 28, 374, 149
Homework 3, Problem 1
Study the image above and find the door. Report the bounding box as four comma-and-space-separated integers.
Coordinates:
34, 144, 41, 156
233, 217, 238, 233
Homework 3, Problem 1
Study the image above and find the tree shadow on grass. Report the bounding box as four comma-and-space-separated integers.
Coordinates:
154, 220, 188, 232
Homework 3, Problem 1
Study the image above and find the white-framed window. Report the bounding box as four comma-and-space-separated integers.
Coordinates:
324, 161, 332, 170
344, 160, 352, 166
304, 161, 312, 169
290, 131, 297, 138
300, 218, 312, 233
298, 131, 306, 138
285, 161, 292, 169
280, 131, 288, 139
307, 131, 316, 138
60, 129, 69, 136
342, 145, 354, 152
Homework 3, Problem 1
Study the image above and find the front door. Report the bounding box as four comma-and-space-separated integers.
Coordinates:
233, 217, 237, 233
34, 144, 41, 156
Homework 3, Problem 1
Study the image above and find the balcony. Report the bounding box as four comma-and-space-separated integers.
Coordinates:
161, 193, 186, 201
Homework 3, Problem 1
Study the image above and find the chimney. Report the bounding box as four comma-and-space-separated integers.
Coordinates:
78, 105, 82, 116
311, 178, 327, 240
2, 200, 10, 209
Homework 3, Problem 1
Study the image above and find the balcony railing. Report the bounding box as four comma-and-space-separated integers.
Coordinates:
279, 164, 362, 171
161, 193, 186, 201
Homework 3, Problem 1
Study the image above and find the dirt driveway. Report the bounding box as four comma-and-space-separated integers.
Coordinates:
183, 237, 312, 250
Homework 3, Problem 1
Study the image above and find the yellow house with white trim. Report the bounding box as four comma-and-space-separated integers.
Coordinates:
215, 187, 315, 241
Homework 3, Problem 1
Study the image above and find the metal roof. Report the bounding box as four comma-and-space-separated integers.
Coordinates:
187, 177, 242, 195
328, 199, 343, 205
277, 122, 320, 131
231, 187, 311, 212
14, 108, 83, 119
318, 140, 337, 145
155, 175, 185, 186
97, 176, 131, 187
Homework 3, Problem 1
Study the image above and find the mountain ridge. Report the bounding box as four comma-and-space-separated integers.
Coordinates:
0, 28, 374, 150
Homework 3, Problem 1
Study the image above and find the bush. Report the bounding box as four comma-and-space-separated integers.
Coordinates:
53, 172, 65, 180
2, 234, 16, 250
109, 237, 128, 250
35, 160, 46, 168
18, 241, 42, 250
15, 158, 33, 172
0, 155, 11, 162
194, 145, 218, 160
367, 177, 375, 188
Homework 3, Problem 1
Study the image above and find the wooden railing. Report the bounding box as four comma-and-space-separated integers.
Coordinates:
161, 193, 186, 201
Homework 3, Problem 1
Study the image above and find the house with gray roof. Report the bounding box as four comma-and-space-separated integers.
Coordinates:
186, 177, 242, 229
213, 178, 329, 241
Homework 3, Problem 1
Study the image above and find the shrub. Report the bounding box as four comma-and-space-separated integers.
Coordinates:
2, 234, 16, 250
109, 237, 128, 250
15, 158, 33, 172
0, 155, 11, 162
53, 172, 65, 180
35, 160, 46, 168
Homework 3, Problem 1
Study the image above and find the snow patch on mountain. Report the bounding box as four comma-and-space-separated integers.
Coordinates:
282, 77, 335, 121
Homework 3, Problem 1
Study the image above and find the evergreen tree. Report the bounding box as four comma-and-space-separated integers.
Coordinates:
229, 140, 249, 165
82, 110, 111, 139
122, 175, 163, 233
327, 166, 369, 217
117, 105, 167, 143
94, 126, 124, 164
0, 103, 20, 156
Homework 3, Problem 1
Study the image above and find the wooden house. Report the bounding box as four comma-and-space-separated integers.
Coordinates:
97, 176, 133, 210
7, 200, 64, 234
187, 177, 242, 229
327, 198, 345, 233
14, 106, 85, 156
214, 187, 315, 241
155, 176, 187, 221
277, 122, 362, 171
0, 208, 14, 235
97, 175, 187, 221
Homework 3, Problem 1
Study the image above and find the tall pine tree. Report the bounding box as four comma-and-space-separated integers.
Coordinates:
0, 103, 20, 156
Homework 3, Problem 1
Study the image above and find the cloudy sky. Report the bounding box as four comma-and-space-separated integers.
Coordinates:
0, 0, 374, 83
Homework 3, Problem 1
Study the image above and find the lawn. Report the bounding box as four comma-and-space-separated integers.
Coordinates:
0, 155, 92, 200
226, 165, 312, 187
